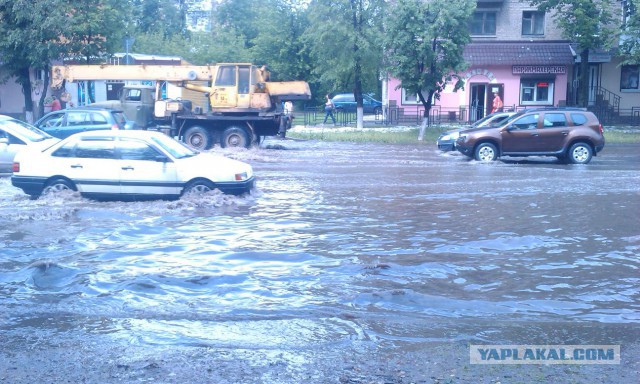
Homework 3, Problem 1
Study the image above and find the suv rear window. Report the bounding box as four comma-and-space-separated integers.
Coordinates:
571, 113, 588, 126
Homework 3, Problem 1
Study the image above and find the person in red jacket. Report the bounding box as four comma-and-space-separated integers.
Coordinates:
491, 92, 503, 113
50, 96, 62, 111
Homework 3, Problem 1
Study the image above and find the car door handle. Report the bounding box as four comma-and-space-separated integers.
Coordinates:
531, 133, 539, 137
70, 164, 83, 169
562, 131, 569, 135
121, 166, 134, 170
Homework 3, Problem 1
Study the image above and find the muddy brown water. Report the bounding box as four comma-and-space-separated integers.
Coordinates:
1, 140, 639, 383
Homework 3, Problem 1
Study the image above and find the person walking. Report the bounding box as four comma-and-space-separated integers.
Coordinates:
323, 94, 336, 125
491, 92, 503, 114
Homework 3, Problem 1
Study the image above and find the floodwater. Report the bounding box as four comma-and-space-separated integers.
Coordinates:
1, 139, 639, 383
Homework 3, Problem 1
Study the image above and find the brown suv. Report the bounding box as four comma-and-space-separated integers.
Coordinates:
455, 108, 605, 164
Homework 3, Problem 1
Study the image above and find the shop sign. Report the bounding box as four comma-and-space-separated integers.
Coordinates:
512, 65, 566, 75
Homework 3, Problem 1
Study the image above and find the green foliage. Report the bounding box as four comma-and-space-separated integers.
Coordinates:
620, 0, 640, 64
530, 0, 617, 51
303, 0, 385, 101
63, 0, 131, 63
131, 0, 186, 37
530, 0, 617, 106
384, 0, 475, 114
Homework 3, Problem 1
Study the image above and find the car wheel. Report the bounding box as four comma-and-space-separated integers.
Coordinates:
568, 142, 593, 164
42, 178, 76, 195
183, 179, 216, 195
184, 126, 212, 150
221, 126, 250, 148
474, 142, 498, 162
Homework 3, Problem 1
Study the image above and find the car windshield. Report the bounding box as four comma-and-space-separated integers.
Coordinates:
2, 118, 54, 142
150, 135, 198, 159
471, 113, 500, 127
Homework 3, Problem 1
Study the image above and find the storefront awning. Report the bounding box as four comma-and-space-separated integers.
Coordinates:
464, 42, 575, 66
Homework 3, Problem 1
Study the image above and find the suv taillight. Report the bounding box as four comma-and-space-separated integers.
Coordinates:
111, 124, 119, 130
598, 123, 603, 135
12, 162, 19, 172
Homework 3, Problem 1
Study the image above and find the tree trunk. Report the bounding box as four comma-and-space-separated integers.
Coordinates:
18, 67, 34, 123
351, 0, 364, 129
417, 90, 434, 141
578, 48, 590, 108
37, 66, 50, 120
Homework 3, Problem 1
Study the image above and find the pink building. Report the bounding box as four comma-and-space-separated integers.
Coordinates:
386, 42, 573, 123
383, 0, 640, 125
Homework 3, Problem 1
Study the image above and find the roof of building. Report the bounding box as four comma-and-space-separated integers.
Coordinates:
464, 42, 575, 66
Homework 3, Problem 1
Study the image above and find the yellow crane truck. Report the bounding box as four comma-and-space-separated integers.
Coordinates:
51, 63, 311, 149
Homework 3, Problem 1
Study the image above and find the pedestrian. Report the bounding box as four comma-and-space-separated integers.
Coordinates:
50, 96, 62, 111
277, 100, 294, 138
491, 92, 503, 114
323, 94, 336, 125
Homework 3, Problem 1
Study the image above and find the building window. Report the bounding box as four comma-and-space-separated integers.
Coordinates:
401, 89, 432, 105
470, 11, 496, 35
620, 65, 639, 92
520, 80, 554, 105
522, 11, 545, 36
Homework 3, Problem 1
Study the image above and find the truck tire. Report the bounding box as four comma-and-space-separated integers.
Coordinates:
184, 126, 212, 150
221, 126, 250, 148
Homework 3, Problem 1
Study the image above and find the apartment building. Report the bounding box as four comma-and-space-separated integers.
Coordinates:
384, 0, 640, 124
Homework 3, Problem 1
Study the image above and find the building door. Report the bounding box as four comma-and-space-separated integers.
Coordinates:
470, 84, 486, 121
486, 84, 504, 114
107, 83, 124, 100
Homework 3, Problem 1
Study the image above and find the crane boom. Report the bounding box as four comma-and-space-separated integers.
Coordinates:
51, 64, 221, 89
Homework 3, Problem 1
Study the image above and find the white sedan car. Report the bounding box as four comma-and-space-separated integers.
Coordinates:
0, 115, 59, 175
11, 130, 255, 200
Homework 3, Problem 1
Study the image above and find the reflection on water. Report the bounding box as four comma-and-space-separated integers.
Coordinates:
1, 141, 639, 351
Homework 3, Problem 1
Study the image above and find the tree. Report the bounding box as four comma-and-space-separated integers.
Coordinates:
250, 0, 310, 83
131, 0, 187, 38
620, 0, 640, 64
303, 0, 385, 128
530, 0, 617, 107
0, 0, 130, 121
384, 0, 475, 139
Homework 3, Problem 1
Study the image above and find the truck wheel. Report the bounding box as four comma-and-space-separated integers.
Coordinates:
221, 126, 250, 148
184, 126, 212, 150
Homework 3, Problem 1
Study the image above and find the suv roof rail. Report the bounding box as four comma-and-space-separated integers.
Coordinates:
524, 106, 587, 112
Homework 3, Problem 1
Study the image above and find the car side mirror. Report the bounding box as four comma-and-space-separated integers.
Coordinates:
0, 137, 8, 145
154, 155, 169, 163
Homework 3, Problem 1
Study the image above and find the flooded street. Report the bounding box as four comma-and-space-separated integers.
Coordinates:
1, 138, 639, 383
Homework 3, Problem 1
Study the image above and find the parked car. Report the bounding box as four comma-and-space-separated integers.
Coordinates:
0, 115, 59, 175
455, 108, 605, 164
437, 111, 516, 151
11, 130, 255, 200
331, 93, 382, 114
34, 107, 130, 139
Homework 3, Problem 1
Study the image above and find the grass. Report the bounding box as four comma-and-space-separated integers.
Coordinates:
287, 126, 640, 144
288, 127, 443, 144
603, 130, 640, 143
